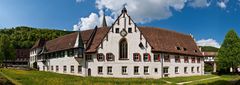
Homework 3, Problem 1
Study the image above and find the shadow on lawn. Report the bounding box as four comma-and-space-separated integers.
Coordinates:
197, 79, 240, 85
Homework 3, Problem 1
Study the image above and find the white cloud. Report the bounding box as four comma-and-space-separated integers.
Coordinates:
96, 0, 186, 23
197, 39, 220, 48
188, 0, 211, 8
217, 0, 229, 9
73, 10, 114, 31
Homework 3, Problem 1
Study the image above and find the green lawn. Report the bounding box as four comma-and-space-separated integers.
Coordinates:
0, 68, 166, 85
0, 68, 240, 85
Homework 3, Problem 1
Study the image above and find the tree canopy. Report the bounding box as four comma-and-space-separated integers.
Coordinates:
0, 26, 72, 49
217, 29, 240, 73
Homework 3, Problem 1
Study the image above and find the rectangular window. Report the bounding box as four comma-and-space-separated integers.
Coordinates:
144, 66, 149, 75
115, 28, 119, 33
164, 54, 170, 62
97, 53, 104, 61
78, 65, 82, 73
197, 67, 200, 73
86, 54, 92, 61
184, 67, 187, 73
163, 67, 169, 74
191, 57, 195, 63
134, 66, 139, 75
143, 53, 151, 62
133, 53, 141, 61
154, 54, 161, 62
71, 65, 74, 73
51, 66, 53, 71
122, 66, 127, 75
197, 57, 201, 63
184, 56, 189, 63
154, 68, 158, 73
107, 66, 112, 75
56, 66, 59, 72
175, 56, 180, 63
63, 66, 67, 72
175, 67, 179, 74
128, 28, 132, 33
98, 66, 103, 74
43, 66, 45, 71
191, 67, 194, 73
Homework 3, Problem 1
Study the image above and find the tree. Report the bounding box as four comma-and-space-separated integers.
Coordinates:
217, 29, 240, 73
0, 34, 15, 67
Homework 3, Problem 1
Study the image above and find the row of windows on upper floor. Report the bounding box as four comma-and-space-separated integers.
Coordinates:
87, 53, 202, 63
43, 65, 82, 74
36, 48, 83, 60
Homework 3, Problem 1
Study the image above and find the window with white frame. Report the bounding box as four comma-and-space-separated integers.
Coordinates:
154, 54, 161, 62
122, 66, 127, 75
98, 66, 103, 74
175, 67, 179, 74
107, 66, 112, 75
164, 54, 170, 62
97, 53, 105, 61
191, 57, 195, 63
184, 56, 189, 63
71, 65, 74, 73
144, 66, 149, 74
78, 65, 82, 73
133, 53, 141, 61
163, 67, 169, 74
56, 66, 59, 72
191, 67, 194, 73
197, 67, 200, 73
134, 66, 139, 75
184, 67, 187, 73
197, 57, 201, 63
175, 56, 180, 63
143, 53, 151, 62
86, 54, 92, 61
63, 66, 67, 72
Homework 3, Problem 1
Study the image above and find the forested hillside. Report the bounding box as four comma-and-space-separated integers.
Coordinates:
200, 46, 219, 52
0, 26, 72, 49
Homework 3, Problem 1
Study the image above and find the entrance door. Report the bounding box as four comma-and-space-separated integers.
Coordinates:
88, 68, 91, 76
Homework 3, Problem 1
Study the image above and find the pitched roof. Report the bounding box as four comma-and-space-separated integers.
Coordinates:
31, 38, 46, 49
138, 27, 202, 56
31, 26, 202, 56
45, 32, 78, 53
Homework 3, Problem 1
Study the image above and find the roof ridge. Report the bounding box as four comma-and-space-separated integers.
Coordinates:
139, 26, 191, 37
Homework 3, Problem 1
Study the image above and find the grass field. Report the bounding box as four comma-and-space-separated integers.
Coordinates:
0, 68, 240, 85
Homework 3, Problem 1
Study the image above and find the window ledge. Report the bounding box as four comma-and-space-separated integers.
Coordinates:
144, 73, 150, 75
119, 58, 129, 60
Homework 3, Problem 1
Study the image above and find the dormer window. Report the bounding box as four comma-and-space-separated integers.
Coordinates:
176, 47, 181, 50
184, 48, 187, 51
116, 28, 119, 33
194, 50, 198, 53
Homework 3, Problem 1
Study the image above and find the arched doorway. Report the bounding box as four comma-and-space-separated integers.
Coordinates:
88, 68, 91, 76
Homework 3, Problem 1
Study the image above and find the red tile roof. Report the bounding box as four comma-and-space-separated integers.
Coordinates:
32, 26, 202, 56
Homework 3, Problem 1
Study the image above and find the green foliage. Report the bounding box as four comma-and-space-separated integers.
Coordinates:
0, 35, 15, 63
200, 46, 219, 52
217, 29, 240, 73
0, 26, 72, 49
204, 63, 213, 72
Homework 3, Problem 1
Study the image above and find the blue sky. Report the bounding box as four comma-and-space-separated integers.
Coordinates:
0, 0, 240, 47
